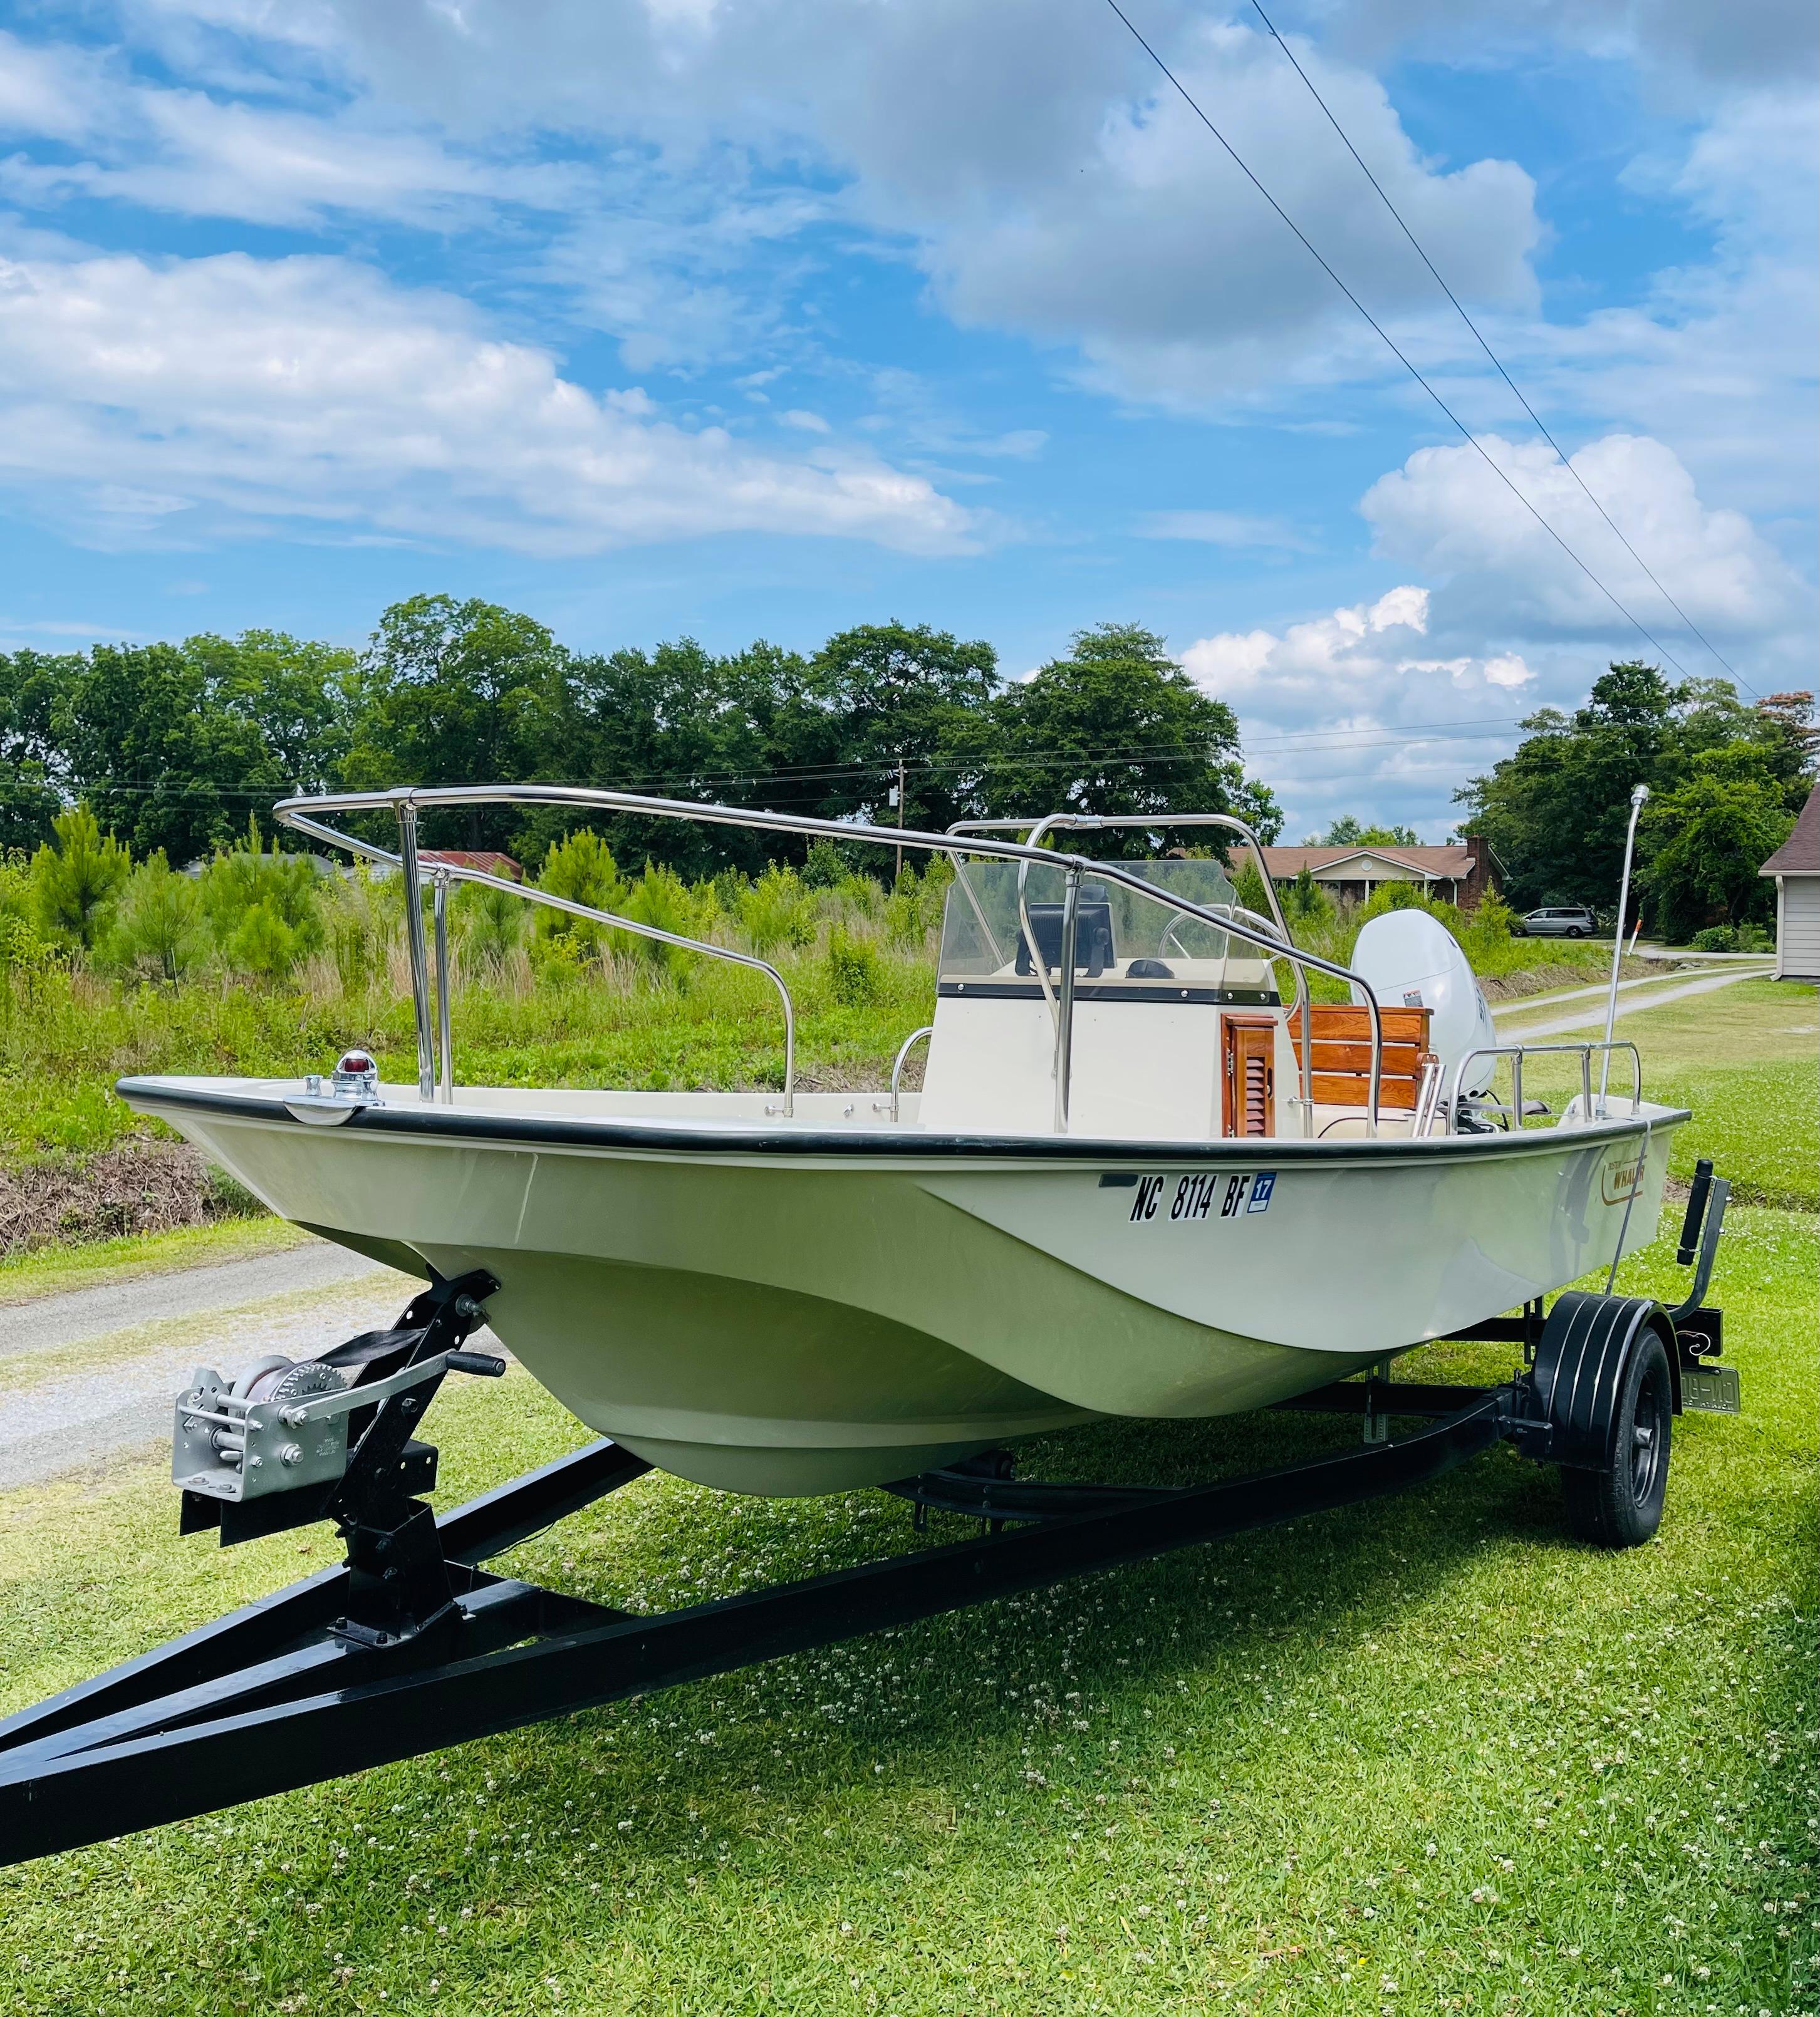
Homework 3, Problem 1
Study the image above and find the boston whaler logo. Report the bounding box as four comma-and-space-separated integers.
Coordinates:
1103, 1172, 1276, 1221
1601, 1154, 1642, 1206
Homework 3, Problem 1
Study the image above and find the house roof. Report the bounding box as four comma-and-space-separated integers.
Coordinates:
1261, 844, 1479, 881
1759, 783, 1819, 877
420, 849, 524, 882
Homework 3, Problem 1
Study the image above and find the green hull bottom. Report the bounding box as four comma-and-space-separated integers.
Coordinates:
373, 1241, 1368, 1496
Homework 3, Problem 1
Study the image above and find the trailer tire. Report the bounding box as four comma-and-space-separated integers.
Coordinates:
1559, 1327, 1672, 1548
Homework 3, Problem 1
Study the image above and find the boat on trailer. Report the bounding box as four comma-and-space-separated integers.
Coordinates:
0, 783, 1745, 1865
121, 789, 1686, 1495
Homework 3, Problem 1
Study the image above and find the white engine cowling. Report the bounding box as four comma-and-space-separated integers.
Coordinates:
1349, 908, 1497, 1097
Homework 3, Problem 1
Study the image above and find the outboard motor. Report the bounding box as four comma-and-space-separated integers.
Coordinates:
1348, 909, 1497, 1102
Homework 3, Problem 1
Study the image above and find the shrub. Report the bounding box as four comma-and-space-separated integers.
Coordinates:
198, 820, 323, 969
825, 925, 880, 1005
109, 853, 206, 982
801, 839, 849, 890
616, 863, 699, 970
884, 866, 932, 948
1690, 924, 1737, 952
1358, 879, 1428, 920
453, 879, 524, 970
226, 897, 300, 982
738, 867, 814, 954
1284, 865, 1332, 929
1230, 858, 1272, 921
30, 805, 130, 950
325, 868, 388, 991
534, 829, 626, 951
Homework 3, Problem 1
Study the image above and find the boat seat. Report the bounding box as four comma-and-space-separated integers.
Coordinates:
1287, 1004, 1432, 1112
1015, 901, 1116, 978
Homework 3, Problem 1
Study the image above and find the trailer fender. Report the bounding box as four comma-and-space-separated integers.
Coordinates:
1524, 1291, 1680, 1470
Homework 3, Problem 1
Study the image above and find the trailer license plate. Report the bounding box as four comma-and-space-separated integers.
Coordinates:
1681, 1364, 1740, 1414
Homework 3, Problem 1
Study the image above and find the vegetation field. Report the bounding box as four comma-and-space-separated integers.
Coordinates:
0, 988, 1813, 2014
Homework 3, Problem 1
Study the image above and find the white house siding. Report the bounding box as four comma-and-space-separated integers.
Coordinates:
1777, 878, 1820, 981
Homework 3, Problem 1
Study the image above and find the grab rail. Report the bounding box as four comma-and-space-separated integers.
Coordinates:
278, 799, 797, 1115
947, 812, 1325, 1134
888, 1025, 935, 1123
274, 784, 1387, 1135
1448, 1040, 1643, 1133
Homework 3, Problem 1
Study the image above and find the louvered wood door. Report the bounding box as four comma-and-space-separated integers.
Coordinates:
1222, 1017, 1276, 1138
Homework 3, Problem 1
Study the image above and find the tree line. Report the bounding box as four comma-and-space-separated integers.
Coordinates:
1456, 663, 1814, 940
0, 597, 1281, 878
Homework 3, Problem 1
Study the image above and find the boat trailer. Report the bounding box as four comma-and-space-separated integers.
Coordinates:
0, 1166, 1735, 1869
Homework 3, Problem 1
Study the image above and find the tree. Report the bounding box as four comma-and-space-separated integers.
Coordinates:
49, 643, 283, 865
1457, 663, 1687, 910
807, 621, 999, 836
1641, 745, 1794, 940
30, 804, 130, 950
0, 650, 67, 854
185, 630, 358, 799
343, 596, 568, 850
110, 851, 207, 981
957, 624, 1281, 849
533, 829, 627, 953
1457, 663, 1815, 925
543, 636, 830, 879
1318, 816, 1420, 847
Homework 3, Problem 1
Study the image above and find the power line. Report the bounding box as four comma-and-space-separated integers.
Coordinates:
1244, 0, 1758, 698
1099, 0, 1703, 685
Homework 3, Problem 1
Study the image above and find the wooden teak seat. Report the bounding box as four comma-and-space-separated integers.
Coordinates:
1287, 1004, 1432, 1111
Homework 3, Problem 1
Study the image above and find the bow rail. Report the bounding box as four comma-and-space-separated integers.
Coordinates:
274, 784, 1390, 1134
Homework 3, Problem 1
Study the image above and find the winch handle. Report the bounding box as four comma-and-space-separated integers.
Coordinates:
446, 1351, 506, 1377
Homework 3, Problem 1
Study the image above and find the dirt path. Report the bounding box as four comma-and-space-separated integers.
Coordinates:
0, 1241, 387, 1361
1500, 964, 1775, 1040
0, 1243, 504, 1492
1490, 963, 1762, 1024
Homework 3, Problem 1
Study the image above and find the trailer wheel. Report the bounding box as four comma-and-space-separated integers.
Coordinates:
1560, 1328, 1672, 1548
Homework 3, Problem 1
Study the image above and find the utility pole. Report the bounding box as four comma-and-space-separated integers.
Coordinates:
895, 754, 907, 883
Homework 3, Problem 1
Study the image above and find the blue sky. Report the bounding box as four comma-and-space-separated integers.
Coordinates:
0, 0, 1813, 839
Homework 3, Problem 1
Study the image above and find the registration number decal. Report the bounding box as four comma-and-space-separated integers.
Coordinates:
1106, 1171, 1276, 1222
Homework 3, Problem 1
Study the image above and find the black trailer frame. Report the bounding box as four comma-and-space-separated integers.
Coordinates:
0, 1167, 1735, 1869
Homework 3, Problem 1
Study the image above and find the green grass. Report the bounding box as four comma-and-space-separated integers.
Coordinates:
0, 1214, 315, 1304
1, 1146, 1813, 2011
1497, 980, 1819, 1213
0, 958, 932, 1167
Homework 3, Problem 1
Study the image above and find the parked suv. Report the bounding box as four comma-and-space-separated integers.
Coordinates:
1519, 905, 1598, 939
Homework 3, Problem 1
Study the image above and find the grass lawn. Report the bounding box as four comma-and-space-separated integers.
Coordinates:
0, 1214, 315, 1304
1502, 979, 1818, 1213
0, 988, 1812, 2013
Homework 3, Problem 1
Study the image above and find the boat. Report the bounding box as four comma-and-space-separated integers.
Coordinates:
117, 785, 1686, 1496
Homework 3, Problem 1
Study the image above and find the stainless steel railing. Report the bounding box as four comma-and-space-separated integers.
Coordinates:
279, 796, 797, 1114
275, 784, 1389, 1134
888, 1025, 935, 1123
1448, 1040, 1643, 1133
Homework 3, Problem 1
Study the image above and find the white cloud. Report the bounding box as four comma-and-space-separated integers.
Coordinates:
780, 408, 830, 433
1138, 509, 1312, 552
1181, 585, 1538, 837
1181, 424, 1816, 836
0, 249, 975, 555
1361, 431, 1811, 651
0, 30, 576, 228
36, 8, 1541, 407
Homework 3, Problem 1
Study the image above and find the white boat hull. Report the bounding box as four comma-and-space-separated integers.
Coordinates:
119, 1079, 1684, 1495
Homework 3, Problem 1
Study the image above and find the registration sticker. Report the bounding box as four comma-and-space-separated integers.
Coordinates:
1247, 1172, 1276, 1212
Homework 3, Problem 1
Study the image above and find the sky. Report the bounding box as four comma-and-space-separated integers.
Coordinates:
0, 0, 1813, 841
